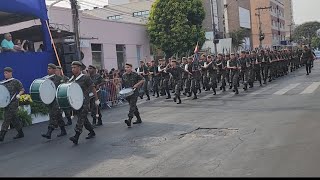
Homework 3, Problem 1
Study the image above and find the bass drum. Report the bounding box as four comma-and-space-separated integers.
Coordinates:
30, 79, 56, 105
56, 82, 84, 110
0, 84, 11, 108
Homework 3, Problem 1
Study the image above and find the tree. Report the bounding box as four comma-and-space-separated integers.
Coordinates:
147, 0, 206, 59
229, 28, 249, 52
293, 21, 320, 46
311, 36, 320, 49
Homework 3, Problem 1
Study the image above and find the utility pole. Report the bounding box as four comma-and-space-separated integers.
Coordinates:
255, 6, 271, 49
210, 0, 218, 54
70, 0, 81, 60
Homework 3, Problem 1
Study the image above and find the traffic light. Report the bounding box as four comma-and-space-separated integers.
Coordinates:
259, 33, 265, 41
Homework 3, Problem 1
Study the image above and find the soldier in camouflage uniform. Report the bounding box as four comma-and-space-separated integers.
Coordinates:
56, 66, 73, 126
202, 55, 218, 95
239, 51, 250, 91
137, 61, 151, 100
69, 61, 99, 145
301, 46, 315, 75
183, 57, 193, 97
180, 57, 188, 92
42, 64, 66, 139
88, 65, 104, 126
149, 60, 160, 98
259, 50, 270, 85
227, 53, 240, 94
0, 67, 25, 142
122, 63, 145, 127
166, 60, 185, 104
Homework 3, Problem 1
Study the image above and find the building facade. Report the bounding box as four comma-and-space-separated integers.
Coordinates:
283, 0, 294, 41
250, 0, 287, 48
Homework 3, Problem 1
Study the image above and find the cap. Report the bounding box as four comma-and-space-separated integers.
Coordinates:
71, 61, 82, 66
3, 67, 13, 72
56, 66, 62, 70
48, 63, 57, 69
171, 59, 177, 63
125, 63, 133, 67
140, 60, 145, 63
88, 65, 96, 69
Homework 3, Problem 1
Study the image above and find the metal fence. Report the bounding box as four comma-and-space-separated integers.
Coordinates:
100, 78, 124, 109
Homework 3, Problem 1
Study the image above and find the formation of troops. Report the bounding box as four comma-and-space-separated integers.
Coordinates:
0, 45, 316, 145
138, 46, 316, 103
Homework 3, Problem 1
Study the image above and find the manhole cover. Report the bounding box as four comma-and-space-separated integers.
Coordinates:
179, 128, 238, 139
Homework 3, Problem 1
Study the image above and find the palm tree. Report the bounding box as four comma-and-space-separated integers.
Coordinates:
229, 28, 249, 52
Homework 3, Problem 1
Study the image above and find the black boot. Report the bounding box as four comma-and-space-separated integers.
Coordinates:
14, 129, 24, 139
41, 127, 54, 139
0, 131, 7, 142
173, 97, 177, 102
235, 87, 239, 95
222, 86, 226, 92
86, 130, 96, 139
156, 92, 160, 98
192, 92, 198, 100
92, 118, 97, 126
96, 117, 103, 126
177, 97, 182, 104
69, 131, 81, 145
57, 126, 67, 137
187, 92, 192, 97
213, 89, 216, 95
166, 95, 171, 99
146, 94, 150, 101
133, 112, 142, 124
125, 117, 132, 127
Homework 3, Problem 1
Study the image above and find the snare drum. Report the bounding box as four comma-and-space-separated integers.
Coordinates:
30, 79, 56, 105
119, 88, 135, 98
56, 82, 84, 110
0, 84, 11, 108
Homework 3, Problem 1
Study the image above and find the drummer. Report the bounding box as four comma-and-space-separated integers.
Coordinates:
0, 67, 25, 142
55, 66, 73, 126
68, 61, 100, 145
88, 65, 104, 126
122, 63, 145, 127
41, 63, 66, 139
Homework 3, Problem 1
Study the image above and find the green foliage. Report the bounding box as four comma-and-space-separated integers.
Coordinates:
147, 0, 206, 58
30, 102, 49, 116
17, 108, 32, 127
311, 36, 320, 49
229, 28, 249, 51
293, 21, 320, 46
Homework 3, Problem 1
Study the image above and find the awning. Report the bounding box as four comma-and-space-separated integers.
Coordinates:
8, 25, 74, 42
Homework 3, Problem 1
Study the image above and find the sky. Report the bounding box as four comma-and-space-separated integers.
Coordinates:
293, 0, 320, 25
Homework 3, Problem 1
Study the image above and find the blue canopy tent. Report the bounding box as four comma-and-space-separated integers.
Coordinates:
0, 0, 56, 93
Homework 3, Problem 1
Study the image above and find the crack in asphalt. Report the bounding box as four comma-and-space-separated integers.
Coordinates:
178, 127, 239, 139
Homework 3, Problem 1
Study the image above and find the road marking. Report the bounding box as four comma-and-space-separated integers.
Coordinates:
247, 84, 279, 97
300, 82, 320, 94
273, 83, 300, 95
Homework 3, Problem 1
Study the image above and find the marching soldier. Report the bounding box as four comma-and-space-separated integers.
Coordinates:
0, 67, 25, 142
69, 61, 99, 145
202, 55, 218, 95
227, 53, 240, 94
217, 53, 227, 92
239, 51, 250, 91
259, 50, 270, 85
149, 60, 160, 98
181, 57, 188, 92
55, 66, 73, 126
88, 65, 104, 126
301, 46, 315, 75
253, 51, 263, 87
184, 57, 193, 97
41, 64, 66, 139
159, 59, 171, 99
122, 63, 145, 127
166, 60, 185, 104
137, 60, 151, 100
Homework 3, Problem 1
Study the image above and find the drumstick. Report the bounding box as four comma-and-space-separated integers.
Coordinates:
96, 104, 99, 118
71, 110, 74, 119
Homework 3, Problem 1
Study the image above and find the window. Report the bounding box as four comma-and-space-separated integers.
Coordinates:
107, 15, 122, 20
133, 10, 150, 17
116, 44, 126, 70
91, 43, 103, 69
136, 45, 142, 66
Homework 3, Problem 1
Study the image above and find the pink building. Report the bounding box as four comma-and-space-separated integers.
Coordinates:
0, 6, 151, 70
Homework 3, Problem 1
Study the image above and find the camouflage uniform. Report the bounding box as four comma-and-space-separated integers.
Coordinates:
1, 79, 24, 133
70, 75, 95, 134
89, 73, 104, 125
166, 66, 184, 104
149, 65, 160, 97
239, 57, 250, 90
137, 65, 150, 100
122, 72, 143, 126
60, 75, 72, 124
48, 75, 65, 128
227, 58, 240, 94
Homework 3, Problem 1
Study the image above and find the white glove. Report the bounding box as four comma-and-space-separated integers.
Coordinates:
95, 99, 100, 106
16, 94, 21, 100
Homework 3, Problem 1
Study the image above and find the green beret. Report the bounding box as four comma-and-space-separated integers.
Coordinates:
4, 67, 13, 72
71, 61, 82, 66
48, 63, 57, 69
88, 65, 96, 69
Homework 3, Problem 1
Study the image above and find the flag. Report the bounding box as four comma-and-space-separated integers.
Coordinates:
194, 42, 199, 54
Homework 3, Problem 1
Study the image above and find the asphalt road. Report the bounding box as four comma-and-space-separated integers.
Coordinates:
1, 61, 320, 177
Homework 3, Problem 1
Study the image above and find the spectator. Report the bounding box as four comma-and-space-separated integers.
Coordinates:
1, 33, 16, 52
37, 44, 44, 52
109, 68, 115, 75
13, 39, 27, 52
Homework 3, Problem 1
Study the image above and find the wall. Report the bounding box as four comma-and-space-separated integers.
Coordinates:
49, 6, 151, 70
